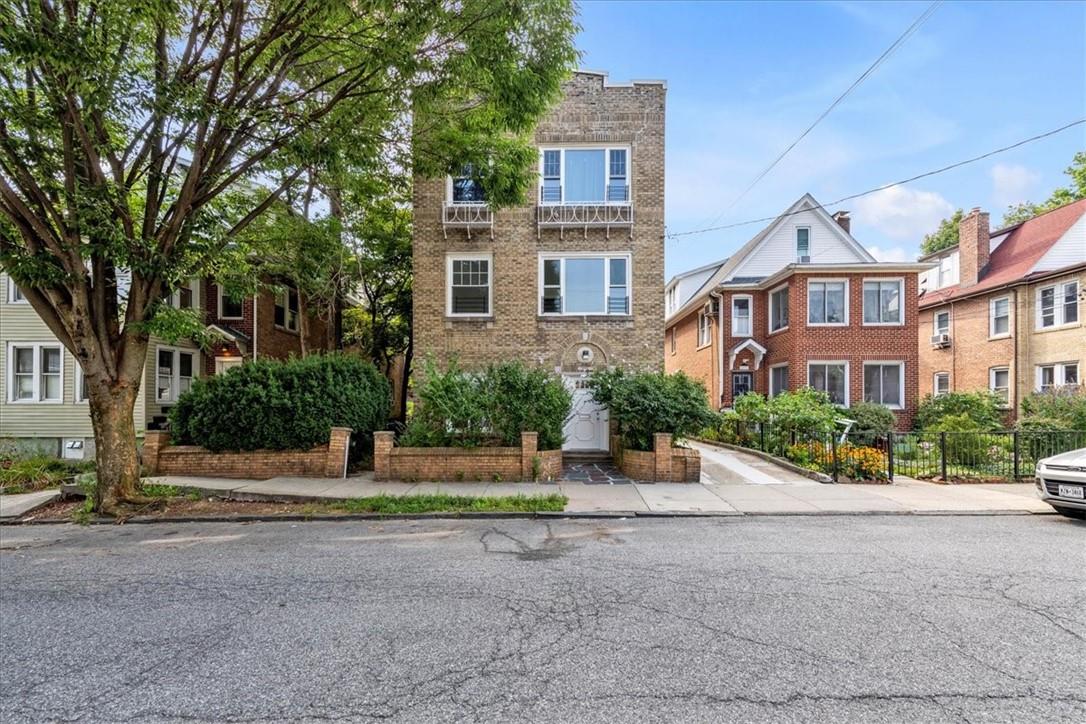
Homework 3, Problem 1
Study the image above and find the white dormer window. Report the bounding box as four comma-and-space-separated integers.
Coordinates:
796, 227, 811, 261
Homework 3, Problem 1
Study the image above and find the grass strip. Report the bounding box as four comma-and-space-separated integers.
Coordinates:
330, 493, 567, 514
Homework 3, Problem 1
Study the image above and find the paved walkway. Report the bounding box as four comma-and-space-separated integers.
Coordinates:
0, 490, 60, 520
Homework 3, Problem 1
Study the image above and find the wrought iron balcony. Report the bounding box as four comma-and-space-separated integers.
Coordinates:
539, 295, 630, 316
536, 184, 633, 237
442, 202, 493, 238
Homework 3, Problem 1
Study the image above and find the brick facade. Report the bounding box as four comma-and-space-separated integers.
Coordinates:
374, 431, 562, 482
143, 428, 350, 479
667, 269, 922, 430
611, 433, 701, 482
412, 71, 666, 377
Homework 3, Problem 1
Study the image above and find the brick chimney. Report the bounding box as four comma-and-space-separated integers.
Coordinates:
832, 210, 851, 234
958, 207, 990, 288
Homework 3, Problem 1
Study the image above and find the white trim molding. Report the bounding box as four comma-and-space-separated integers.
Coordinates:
731, 294, 753, 337
537, 252, 632, 317
807, 360, 849, 407
861, 277, 905, 326
729, 338, 767, 371
446, 252, 494, 318
6, 342, 64, 404
806, 278, 849, 326
989, 295, 1011, 339
862, 360, 905, 410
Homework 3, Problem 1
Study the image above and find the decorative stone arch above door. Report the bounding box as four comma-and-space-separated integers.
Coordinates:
556, 331, 613, 375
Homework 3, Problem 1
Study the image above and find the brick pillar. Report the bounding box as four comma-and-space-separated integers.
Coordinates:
520, 431, 538, 481
142, 430, 170, 475
374, 431, 394, 481
653, 433, 673, 482
325, 427, 352, 478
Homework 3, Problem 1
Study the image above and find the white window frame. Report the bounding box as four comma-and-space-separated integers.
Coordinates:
537, 252, 632, 317
795, 226, 811, 261
934, 371, 950, 396
769, 363, 789, 398
807, 360, 849, 407
446, 253, 493, 318
768, 284, 789, 334
933, 310, 950, 336
938, 255, 953, 289
1036, 281, 1079, 329
274, 286, 300, 332
806, 279, 849, 326
862, 361, 905, 410
697, 312, 712, 348
861, 277, 904, 326
5, 276, 28, 304
217, 285, 244, 320
6, 342, 64, 404
445, 164, 488, 205
731, 294, 752, 337
75, 361, 88, 403
989, 366, 1010, 406
155, 345, 196, 404
989, 296, 1011, 338
1036, 362, 1080, 391
537, 146, 632, 206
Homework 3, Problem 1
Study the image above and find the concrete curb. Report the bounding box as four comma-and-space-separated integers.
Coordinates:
693, 438, 835, 483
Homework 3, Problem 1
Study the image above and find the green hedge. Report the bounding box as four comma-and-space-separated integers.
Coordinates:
169, 354, 389, 453
589, 368, 715, 452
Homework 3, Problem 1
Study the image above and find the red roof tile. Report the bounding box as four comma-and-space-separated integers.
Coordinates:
919, 199, 1086, 307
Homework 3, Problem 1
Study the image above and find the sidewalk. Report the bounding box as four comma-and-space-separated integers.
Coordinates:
141, 471, 1053, 516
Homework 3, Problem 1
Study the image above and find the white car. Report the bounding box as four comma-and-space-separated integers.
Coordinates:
1035, 448, 1086, 520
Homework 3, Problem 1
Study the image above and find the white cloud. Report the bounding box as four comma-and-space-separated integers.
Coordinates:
866, 245, 910, 262
853, 185, 954, 240
990, 163, 1040, 208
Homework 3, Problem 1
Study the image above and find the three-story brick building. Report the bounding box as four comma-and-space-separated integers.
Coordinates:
412, 70, 667, 452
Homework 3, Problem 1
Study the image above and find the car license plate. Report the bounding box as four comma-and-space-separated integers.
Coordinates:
1058, 484, 1085, 499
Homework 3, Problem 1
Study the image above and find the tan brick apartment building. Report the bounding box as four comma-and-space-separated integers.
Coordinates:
917, 200, 1085, 415
665, 194, 932, 429
412, 71, 666, 452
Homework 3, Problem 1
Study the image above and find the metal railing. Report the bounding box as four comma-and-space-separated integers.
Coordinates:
442, 202, 493, 234
539, 295, 629, 316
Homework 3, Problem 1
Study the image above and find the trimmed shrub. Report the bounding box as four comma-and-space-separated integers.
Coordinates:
915, 391, 1003, 431
847, 402, 896, 445
589, 369, 715, 452
766, 388, 839, 432
400, 359, 571, 450
170, 354, 389, 453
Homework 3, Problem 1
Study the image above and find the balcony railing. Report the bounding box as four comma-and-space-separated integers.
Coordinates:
536, 184, 633, 237
540, 295, 630, 316
442, 201, 493, 238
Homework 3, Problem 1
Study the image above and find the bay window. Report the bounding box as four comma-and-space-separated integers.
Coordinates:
156, 347, 194, 403
808, 362, 848, 405
539, 254, 630, 316
863, 362, 904, 408
538, 147, 630, 204
7, 343, 62, 403
862, 279, 902, 325
807, 280, 847, 325
447, 254, 492, 316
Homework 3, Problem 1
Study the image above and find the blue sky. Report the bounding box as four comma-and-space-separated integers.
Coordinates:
576, 0, 1086, 277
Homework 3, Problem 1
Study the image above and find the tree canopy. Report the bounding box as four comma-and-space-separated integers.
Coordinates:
1001, 151, 1086, 227
919, 208, 963, 257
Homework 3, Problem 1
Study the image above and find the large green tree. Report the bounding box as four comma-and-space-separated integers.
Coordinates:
0, 0, 577, 511
920, 208, 964, 257
1001, 151, 1086, 227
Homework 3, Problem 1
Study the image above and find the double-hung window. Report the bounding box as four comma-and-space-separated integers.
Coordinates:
989, 367, 1010, 405
934, 372, 950, 396
863, 362, 904, 408
447, 254, 492, 316
934, 311, 950, 336
156, 347, 194, 403
7, 343, 62, 403
807, 280, 847, 325
451, 164, 486, 203
731, 295, 751, 337
796, 227, 810, 261
1037, 363, 1079, 391
540, 254, 630, 316
163, 280, 195, 310
862, 279, 902, 325
770, 365, 789, 398
275, 287, 299, 331
697, 312, 711, 347
808, 362, 847, 405
1038, 281, 1079, 328
218, 286, 244, 319
6, 277, 27, 303
990, 296, 1010, 337
539, 147, 630, 205
769, 285, 789, 332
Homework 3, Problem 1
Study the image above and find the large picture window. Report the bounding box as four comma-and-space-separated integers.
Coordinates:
808, 362, 847, 405
7, 343, 62, 403
538, 147, 630, 205
539, 255, 630, 316
862, 279, 902, 325
807, 280, 847, 325
863, 362, 904, 408
447, 255, 492, 316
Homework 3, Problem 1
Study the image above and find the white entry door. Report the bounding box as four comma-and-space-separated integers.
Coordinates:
563, 376, 609, 451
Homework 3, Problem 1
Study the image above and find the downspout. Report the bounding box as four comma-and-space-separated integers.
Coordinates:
252, 293, 259, 360
710, 288, 725, 409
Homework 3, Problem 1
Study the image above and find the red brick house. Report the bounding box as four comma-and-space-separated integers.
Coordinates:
665, 194, 932, 429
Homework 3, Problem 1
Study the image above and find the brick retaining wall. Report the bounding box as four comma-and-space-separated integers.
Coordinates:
374, 431, 562, 482
143, 428, 351, 479
612, 432, 701, 482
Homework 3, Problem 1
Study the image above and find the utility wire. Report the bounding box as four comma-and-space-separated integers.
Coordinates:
694, 0, 942, 232
667, 118, 1086, 239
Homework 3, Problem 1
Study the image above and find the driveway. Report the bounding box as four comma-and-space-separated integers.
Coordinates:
692, 440, 816, 485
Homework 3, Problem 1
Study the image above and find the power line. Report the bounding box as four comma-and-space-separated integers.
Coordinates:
667, 118, 1086, 240
695, 0, 942, 232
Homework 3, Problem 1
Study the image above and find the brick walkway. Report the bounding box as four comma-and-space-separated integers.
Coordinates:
560, 461, 634, 485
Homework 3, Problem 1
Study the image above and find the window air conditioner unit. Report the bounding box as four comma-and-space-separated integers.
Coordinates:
798, 255, 811, 263
930, 333, 951, 348
703, 298, 720, 317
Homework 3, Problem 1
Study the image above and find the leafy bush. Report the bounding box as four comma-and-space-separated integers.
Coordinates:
733, 392, 769, 423
400, 359, 571, 450
1019, 388, 1086, 430
170, 353, 389, 454
924, 413, 987, 466
766, 388, 840, 432
846, 402, 897, 445
915, 391, 1003, 431
0, 454, 93, 494
589, 369, 715, 452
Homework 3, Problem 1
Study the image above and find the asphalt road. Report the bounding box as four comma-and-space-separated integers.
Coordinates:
1, 515, 1084, 723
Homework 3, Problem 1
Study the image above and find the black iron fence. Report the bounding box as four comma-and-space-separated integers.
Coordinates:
706, 419, 1086, 483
